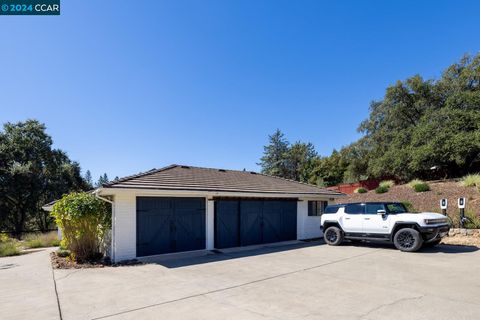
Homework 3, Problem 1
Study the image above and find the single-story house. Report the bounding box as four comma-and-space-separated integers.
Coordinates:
46, 164, 344, 262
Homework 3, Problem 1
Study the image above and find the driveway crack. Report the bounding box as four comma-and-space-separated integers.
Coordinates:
51, 260, 64, 320
358, 295, 424, 319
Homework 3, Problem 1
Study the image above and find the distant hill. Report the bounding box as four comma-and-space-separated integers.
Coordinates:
338, 181, 479, 217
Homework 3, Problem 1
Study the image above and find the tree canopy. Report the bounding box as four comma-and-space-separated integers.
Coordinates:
0, 120, 89, 236
260, 54, 480, 185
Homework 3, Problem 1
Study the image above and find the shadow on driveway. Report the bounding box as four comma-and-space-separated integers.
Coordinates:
143, 240, 325, 268
139, 238, 478, 269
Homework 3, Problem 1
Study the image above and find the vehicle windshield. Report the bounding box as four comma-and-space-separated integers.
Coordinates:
386, 203, 408, 214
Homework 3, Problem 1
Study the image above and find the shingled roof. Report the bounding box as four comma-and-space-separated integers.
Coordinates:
102, 165, 343, 196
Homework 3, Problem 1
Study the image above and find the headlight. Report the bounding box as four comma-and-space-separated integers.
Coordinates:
424, 218, 447, 225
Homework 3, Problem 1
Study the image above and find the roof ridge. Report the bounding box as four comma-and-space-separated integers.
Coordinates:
102, 164, 179, 187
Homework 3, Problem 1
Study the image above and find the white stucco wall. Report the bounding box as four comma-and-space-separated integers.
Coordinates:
296, 199, 325, 240
113, 192, 137, 261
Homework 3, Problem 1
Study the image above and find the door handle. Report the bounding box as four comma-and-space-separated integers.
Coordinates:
364, 218, 370, 220
345, 217, 351, 220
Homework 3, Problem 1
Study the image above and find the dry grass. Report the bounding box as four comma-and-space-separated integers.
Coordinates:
0, 234, 21, 257
379, 180, 395, 188
23, 231, 60, 249
461, 174, 480, 189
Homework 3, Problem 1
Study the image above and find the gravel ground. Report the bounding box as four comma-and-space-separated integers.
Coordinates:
442, 235, 480, 246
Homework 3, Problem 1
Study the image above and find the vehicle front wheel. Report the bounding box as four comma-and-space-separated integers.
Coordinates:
393, 228, 423, 252
324, 226, 344, 246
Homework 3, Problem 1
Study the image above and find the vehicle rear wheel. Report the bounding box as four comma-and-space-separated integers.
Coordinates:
324, 226, 343, 246
393, 228, 423, 252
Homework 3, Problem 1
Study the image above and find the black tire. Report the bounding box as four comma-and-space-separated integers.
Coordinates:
423, 239, 441, 247
393, 228, 423, 252
324, 226, 344, 246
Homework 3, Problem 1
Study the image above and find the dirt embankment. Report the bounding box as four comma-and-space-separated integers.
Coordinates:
339, 181, 480, 215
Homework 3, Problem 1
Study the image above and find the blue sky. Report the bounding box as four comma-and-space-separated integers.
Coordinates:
1, 1, 479, 182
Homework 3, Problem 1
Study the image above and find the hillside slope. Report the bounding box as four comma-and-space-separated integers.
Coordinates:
339, 181, 480, 216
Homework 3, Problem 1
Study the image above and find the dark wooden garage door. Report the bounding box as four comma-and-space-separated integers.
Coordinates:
215, 199, 297, 249
136, 197, 206, 257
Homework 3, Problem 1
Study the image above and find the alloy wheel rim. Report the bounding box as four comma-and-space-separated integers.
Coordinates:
397, 231, 415, 248
326, 229, 338, 243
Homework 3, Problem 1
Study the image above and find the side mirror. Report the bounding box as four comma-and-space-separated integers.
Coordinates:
377, 209, 387, 215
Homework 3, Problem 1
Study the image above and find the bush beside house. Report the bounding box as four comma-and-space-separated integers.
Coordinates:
51, 192, 111, 262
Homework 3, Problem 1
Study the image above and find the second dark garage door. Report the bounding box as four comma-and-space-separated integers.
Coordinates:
136, 197, 206, 257
215, 199, 297, 249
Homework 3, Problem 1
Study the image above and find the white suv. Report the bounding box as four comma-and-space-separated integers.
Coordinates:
320, 202, 450, 252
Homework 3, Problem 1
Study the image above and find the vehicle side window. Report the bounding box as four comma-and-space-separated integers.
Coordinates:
386, 203, 408, 214
324, 205, 340, 214
344, 204, 365, 214
365, 204, 385, 214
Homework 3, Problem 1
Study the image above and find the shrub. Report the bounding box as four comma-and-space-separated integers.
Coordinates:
0, 233, 11, 243
379, 180, 395, 188
51, 192, 111, 262
354, 187, 368, 194
23, 231, 60, 249
407, 179, 430, 192
413, 183, 430, 192
461, 174, 480, 188
375, 185, 389, 194
56, 249, 71, 258
0, 235, 20, 257
407, 179, 423, 188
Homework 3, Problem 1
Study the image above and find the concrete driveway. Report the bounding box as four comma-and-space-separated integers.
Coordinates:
0, 248, 59, 320
51, 241, 480, 320
3, 241, 480, 320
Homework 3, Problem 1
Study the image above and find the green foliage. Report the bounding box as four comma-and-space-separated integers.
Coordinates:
259, 54, 480, 185
56, 248, 71, 258
354, 187, 368, 193
0, 120, 89, 236
84, 170, 93, 189
379, 180, 395, 188
96, 173, 109, 187
358, 54, 480, 181
461, 173, 480, 188
0, 235, 20, 257
51, 192, 110, 262
23, 231, 60, 249
407, 179, 424, 188
259, 130, 318, 184
375, 185, 389, 194
407, 179, 431, 192
259, 129, 290, 178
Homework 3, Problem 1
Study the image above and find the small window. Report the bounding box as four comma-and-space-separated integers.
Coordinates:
345, 203, 365, 214
308, 201, 328, 216
366, 203, 385, 214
